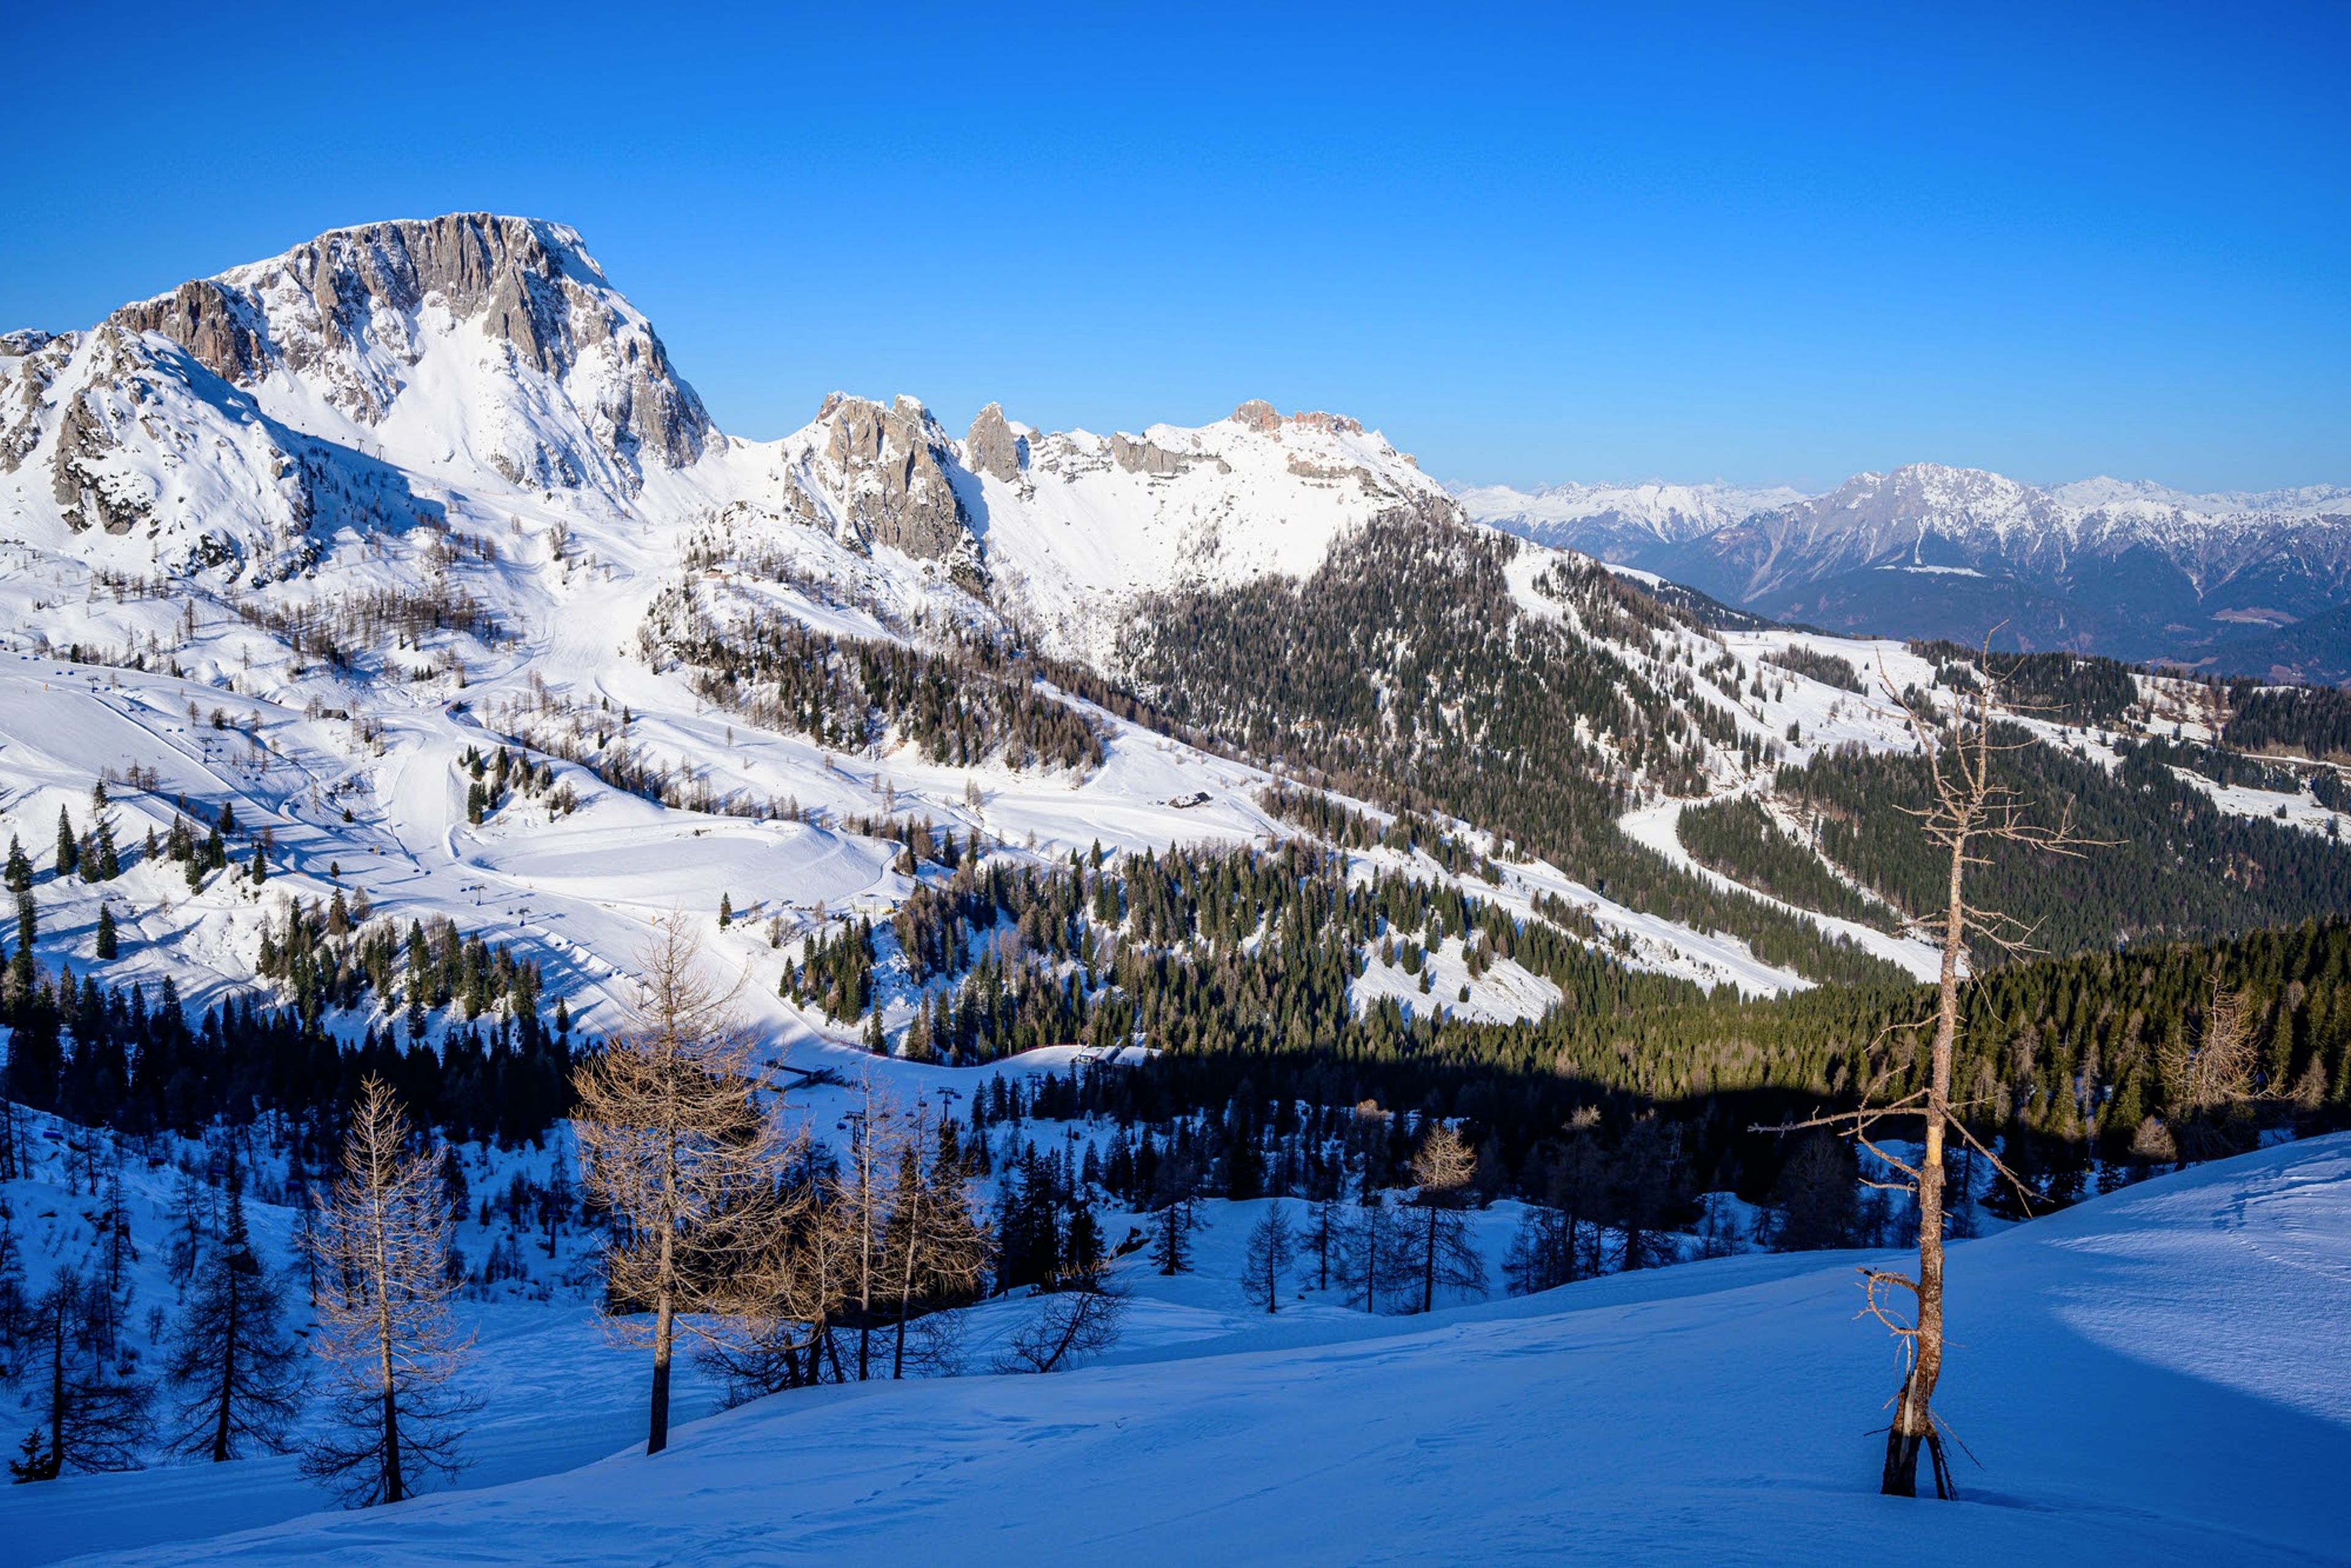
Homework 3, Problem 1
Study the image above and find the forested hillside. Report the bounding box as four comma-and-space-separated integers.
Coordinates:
1703, 728, 2351, 958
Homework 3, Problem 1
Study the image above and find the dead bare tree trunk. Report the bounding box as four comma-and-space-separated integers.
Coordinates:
1761, 642, 2102, 1500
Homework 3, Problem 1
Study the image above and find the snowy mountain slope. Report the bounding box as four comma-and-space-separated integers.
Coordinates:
696, 392, 1452, 666
4, 209, 2326, 1057
107, 214, 711, 501
53, 1133, 2351, 1566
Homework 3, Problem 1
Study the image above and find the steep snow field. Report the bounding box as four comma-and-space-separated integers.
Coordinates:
20, 1135, 2346, 1566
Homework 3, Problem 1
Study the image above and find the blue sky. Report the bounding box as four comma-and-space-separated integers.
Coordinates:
4, 3, 2344, 492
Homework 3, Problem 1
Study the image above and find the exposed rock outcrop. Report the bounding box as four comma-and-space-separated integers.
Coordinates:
0, 330, 75, 474
966, 402, 1027, 482
1111, 432, 1190, 476
812, 393, 974, 561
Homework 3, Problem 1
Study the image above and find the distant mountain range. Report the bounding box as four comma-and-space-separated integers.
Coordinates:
1458, 468, 2351, 683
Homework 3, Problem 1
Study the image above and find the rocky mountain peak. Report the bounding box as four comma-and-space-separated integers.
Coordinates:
966, 402, 1027, 482
107, 213, 711, 491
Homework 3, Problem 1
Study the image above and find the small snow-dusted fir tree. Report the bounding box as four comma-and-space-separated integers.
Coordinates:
165, 1163, 306, 1461
302, 1077, 477, 1507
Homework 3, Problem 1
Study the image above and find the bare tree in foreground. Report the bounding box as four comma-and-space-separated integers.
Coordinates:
303, 1078, 476, 1507
1761, 649, 2100, 1499
574, 911, 790, 1454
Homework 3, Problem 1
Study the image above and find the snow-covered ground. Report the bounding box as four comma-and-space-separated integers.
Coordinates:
18, 1135, 2345, 1565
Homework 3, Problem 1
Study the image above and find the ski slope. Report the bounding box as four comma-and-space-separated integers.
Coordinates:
24, 1135, 2347, 1566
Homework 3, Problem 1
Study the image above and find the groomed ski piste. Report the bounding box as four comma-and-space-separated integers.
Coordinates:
9, 1133, 2346, 1565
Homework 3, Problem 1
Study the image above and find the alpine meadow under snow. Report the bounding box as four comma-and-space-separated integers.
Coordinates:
0, 214, 2347, 1564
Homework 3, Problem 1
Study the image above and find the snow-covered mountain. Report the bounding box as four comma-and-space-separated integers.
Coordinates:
1460, 462, 2351, 669
721, 392, 1449, 664
2, 213, 1450, 667
0, 211, 1913, 1036
1447, 478, 1805, 557
0, 211, 2336, 1056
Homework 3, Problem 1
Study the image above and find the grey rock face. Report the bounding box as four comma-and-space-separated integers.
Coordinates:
0, 330, 75, 475
814, 393, 974, 561
1111, 433, 1188, 476
966, 402, 1026, 482
106, 213, 713, 489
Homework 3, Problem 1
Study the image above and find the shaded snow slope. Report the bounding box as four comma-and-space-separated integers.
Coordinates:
63, 1135, 2351, 1566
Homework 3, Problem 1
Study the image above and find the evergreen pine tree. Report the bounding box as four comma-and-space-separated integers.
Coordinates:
54, 807, 77, 879
94, 906, 116, 961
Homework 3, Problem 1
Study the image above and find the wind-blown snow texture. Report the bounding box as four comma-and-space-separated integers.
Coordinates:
14, 1136, 2345, 1566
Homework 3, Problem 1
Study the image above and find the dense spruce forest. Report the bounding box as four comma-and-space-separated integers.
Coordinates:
2224, 683, 2351, 760
1907, 640, 2145, 727
764, 786, 2351, 1207
1706, 726, 2351, 959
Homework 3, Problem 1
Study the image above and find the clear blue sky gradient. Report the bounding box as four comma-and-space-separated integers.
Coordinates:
4, 3, 2344, 492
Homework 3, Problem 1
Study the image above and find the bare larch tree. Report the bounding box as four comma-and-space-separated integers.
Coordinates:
881, 1098, 990, 1379
1408, 1125, 1488, 1313
1763, 647, 2100, 1499
573, 910, 790, 1454
1240, 1202, 1298, 1313
302, 1077, 477, 1506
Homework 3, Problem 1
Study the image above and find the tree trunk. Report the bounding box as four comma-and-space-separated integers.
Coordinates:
648, 1273, 675, 1455
892, 1175, 922, 1381
1886, 832, 1965, 1499
47, 1304, 65, 1474
374, 1188, 405, 1502
211, 1273, 239, 1461
1421, 1209, 1438, 1314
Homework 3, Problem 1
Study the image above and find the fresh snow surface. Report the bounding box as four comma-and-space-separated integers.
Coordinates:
28, 1135, 2351, 1566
